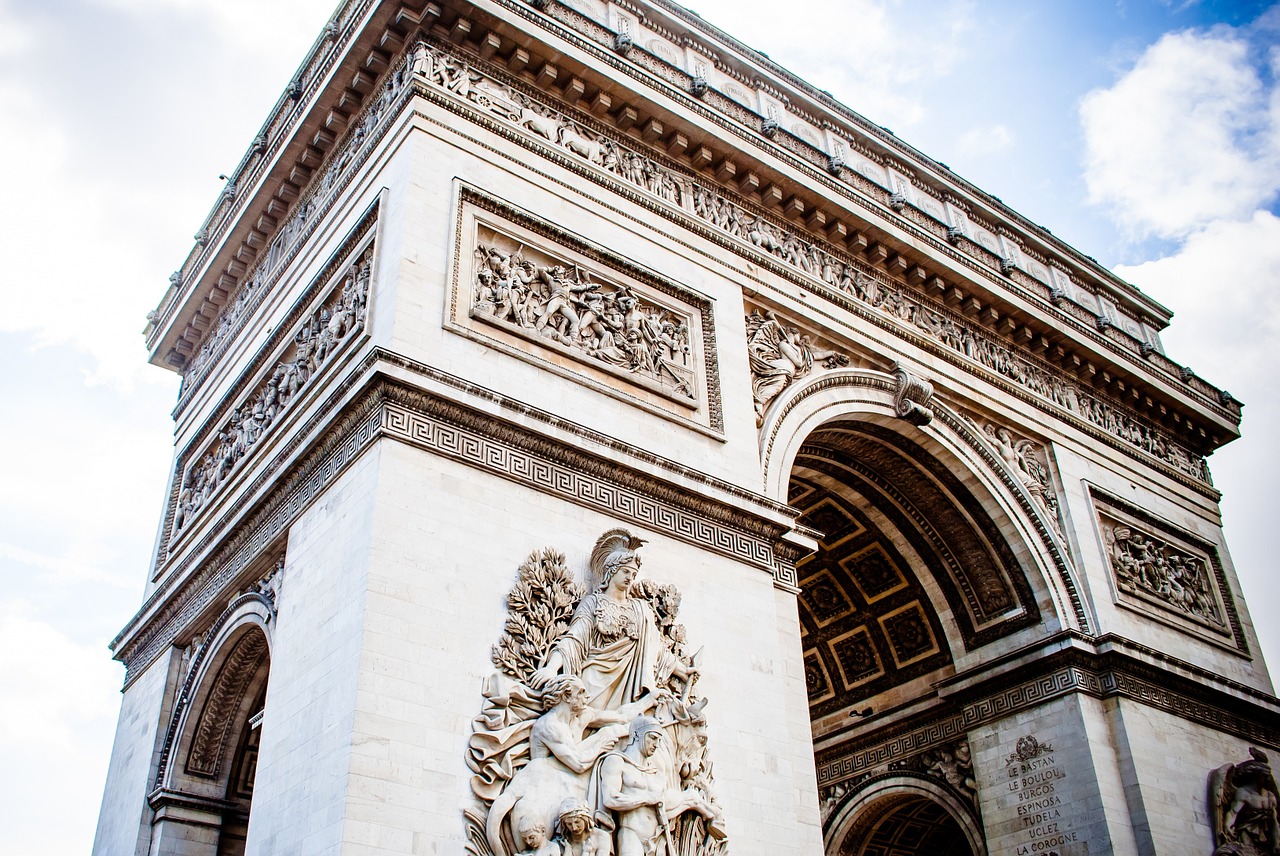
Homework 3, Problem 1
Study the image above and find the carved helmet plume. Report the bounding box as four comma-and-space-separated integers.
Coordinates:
589, 528, 646, 591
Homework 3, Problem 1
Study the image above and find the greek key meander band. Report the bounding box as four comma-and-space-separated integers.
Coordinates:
117, 367, 793, 683
814, 658, 1280, 790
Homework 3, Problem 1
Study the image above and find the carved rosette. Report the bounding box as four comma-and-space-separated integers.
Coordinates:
465, 530, 727, 856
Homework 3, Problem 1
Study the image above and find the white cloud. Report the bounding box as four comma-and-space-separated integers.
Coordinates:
1116, 211, 1280, 669
1080, 27, 1280, 238
0, 0, 31, 58
0, 0, 335, 390
88, 0, 329, 56
0, 604, 122, 750
0, 78, 151, 388
957, 123, 1013, 157
0, 542, 136, 588
0, 602, 125, 854
1118, 212, 1280, 380
687, 0, 976, 130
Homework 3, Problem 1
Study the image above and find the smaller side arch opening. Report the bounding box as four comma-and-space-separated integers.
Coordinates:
149, 601, 274, 856
827, 777, 985, 856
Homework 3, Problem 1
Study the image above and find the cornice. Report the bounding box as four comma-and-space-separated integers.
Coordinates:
497, 0, 1239, 434
152, 0, 1239, 445
607, 0, 1176, 324
813, 632, 1280, 788
153, 0, 1239, 455
396, 36, 1220, 488
114, 352, 801, 683
146, 0, 380, 357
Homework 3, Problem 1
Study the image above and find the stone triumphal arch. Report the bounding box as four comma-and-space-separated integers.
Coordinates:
95, 1, 1279, 854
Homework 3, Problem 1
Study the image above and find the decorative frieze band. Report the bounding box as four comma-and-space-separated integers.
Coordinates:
406, 36, 1214, 489
379, 384, 776, 570
116, 361, 796, 683
161, 0, 394, 381
172, 246, 372, 541
814, 650, 1280, 791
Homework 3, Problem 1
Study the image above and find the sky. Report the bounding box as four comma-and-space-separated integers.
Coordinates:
0, 0, 1277, 852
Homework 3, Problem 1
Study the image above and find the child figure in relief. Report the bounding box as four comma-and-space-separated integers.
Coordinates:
553, 798, 610, 856
515, 818, 560, 856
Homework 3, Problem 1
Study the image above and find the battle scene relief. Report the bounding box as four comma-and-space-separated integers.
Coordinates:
1094, 494, 1232, 639
469, 222, 697, 404
466, 530, 727, 856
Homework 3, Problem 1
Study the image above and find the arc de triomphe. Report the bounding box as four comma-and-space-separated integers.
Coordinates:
93, 2, 1280, 854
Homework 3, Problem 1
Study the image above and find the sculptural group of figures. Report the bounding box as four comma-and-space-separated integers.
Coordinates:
410, 38, 1211, 483
472, 242, 695, 399
466, 530, 728, 856
1210, 748, 1280, 855
982, 424, 1063, 536
745, 310, 848, 425
1106, 524, 1222, 625
174, 257, 371, 531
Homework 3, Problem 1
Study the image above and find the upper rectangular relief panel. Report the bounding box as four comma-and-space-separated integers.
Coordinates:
447, 187, 721, 434
1091, 489, 1246, 654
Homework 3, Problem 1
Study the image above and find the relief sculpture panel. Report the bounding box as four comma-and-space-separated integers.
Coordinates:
465, 530, 727, 856
450, 189, 719, 432
980, 421, 1063, 537
1093, 491, 1240, 648
411, 38, 1211, 485
173, 244, 373, 537
1209, 748, 1280, 856
745, 309, 848, 426
473, 234, 694, 400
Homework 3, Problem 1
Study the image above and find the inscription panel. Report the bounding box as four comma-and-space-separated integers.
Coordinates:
1001, 736, 1084, 855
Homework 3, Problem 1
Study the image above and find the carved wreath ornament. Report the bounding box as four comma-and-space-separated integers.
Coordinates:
465, 530, 727, 856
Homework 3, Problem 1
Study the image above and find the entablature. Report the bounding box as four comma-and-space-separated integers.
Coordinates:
147, 0, 1241, 463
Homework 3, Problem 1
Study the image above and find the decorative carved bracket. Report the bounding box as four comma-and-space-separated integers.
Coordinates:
892, 363, 934, 426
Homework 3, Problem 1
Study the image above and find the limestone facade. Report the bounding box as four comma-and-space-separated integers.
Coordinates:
94, 1, 1279, 854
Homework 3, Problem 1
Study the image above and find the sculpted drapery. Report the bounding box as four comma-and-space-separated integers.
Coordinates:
466, 530, 725, 856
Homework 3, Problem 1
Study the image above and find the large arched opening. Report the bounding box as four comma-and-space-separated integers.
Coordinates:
765, 370, 1075, 854
825, 776, 985, 856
